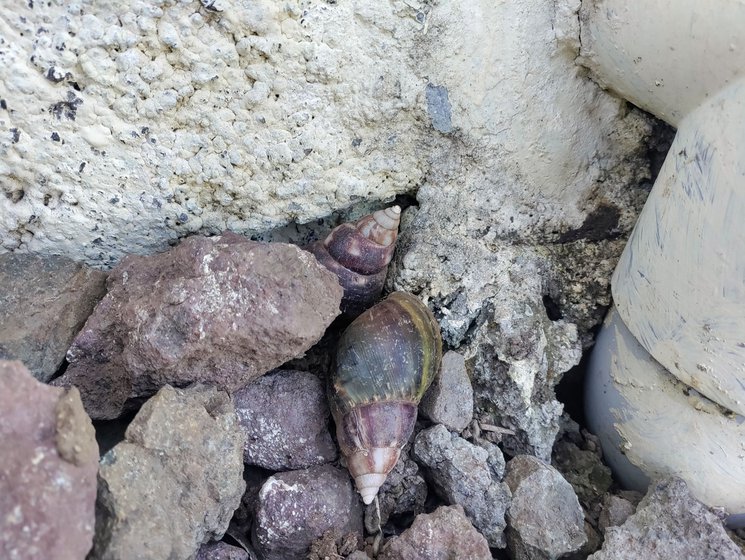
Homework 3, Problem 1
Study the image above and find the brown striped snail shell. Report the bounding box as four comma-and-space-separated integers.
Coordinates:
329, 291, 442, 504
307, 206, 401, 316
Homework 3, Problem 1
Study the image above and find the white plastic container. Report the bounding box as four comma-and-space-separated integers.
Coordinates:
581, 0, 745, 513
586, 307, 745, 513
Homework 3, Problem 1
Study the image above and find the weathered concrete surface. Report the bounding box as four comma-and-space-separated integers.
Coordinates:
0, 1, 654, 274
0, 1, 429, 263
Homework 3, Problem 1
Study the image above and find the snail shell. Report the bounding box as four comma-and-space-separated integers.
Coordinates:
307, 206, 401, 316
329, 291, 442, 504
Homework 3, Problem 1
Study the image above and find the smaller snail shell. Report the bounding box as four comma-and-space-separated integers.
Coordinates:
307, 206, 401, 316
329, 291, 442, 504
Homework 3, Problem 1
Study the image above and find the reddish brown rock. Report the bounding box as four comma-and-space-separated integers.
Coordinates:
0, 253, 106, 381
233, 370, 337, 470
53, 234, 343, 419
253, 465, 363, 560
0, 360, 99, 560
378, 505, 492, 560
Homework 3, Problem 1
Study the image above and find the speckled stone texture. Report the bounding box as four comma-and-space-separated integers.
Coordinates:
378, 505, 492, 560
590, 478, 744, 560
505, 455, 587, 560
233, 369, 337, 470
253, 464, 363, 560
0, 253, 106, 381
195, 541, 249, 560
420, 350, 474, 432
53, 234, 342, 419
413, 424, 510, 547
91, 384, 246, 560
0, 360, 99, 560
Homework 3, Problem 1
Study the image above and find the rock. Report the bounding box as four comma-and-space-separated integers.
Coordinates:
590, 478, 744, 560
413, 424, 510, 547
480, 439, 507, 480
53, 234, 342, 419
420, 350, 473, 432
0, 253, 106, 381
552, 435, 613, 508
227, 465, 271, 543
91, 384, 246, 560
195, 541, 249, 560
0, 360, 98, 560
253, 464, 363, 560
233, 370, 337, 470
598, 494, 638, 534
364, 444, 428, 534
308, 530, 361, 560
505, 454, 586, 560
378, 505, 492, 560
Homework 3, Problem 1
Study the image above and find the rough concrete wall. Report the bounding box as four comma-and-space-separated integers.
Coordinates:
0, 0, 652, 269
0, 1, 429, 264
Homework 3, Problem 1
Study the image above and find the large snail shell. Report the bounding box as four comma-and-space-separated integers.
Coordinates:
329, 291, 442, 504
307, 206, 401, 316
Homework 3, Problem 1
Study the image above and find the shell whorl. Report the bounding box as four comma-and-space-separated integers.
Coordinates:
307, 206, 401, 315
329, 292, 442, 505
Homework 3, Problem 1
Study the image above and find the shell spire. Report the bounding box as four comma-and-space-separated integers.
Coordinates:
306, 206, 401, 316
329, 291, 442, 505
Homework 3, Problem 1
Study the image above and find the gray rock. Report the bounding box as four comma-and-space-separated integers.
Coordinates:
53, 234, 343, 419
590, 478, 744, 560
598, 495, 637, 534
253, 464, 363, 560
195, 541, 249, 560
0, 253, 106, 381
364, 444, 428, 534
413, 424, 510, 547
0, 360, 99, 560
233, 370, 337, 470
480, 439, 507, 480
505, 454, 586, 560
91, 385, 246, 560
378, 505, 492, 560
420, 350, 473, 432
